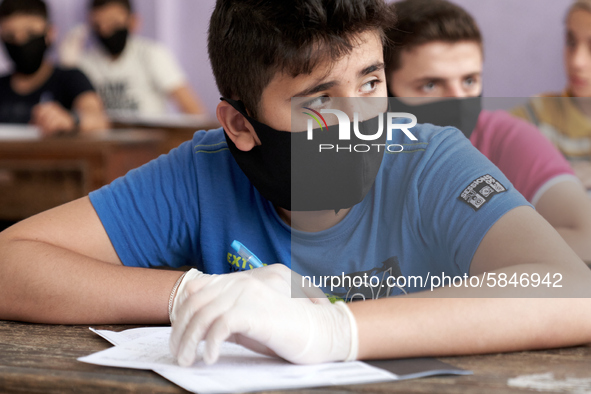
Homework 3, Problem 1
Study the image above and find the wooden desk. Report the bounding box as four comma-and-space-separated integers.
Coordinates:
110, 113, 221, 154
0, 130, 164, 221
1, 320, 590, 394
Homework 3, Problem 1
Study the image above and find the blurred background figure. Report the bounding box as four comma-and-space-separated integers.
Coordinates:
0, 0, 108, 136
0, 0, 570, 117
513, 0, 591, 188
386, 0, 591, 261
60, 0, 206, 116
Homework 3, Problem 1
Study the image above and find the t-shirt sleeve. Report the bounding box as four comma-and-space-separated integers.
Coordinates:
146, 42, 187, 93
411, 127, 532, 274
89, 140, 201, 269
62, 68, 95, 104
486, 111, 576, 204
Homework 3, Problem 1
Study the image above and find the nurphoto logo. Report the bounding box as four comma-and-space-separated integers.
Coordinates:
303, 109, 419, 153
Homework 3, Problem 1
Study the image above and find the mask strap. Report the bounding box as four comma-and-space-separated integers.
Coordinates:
220, 97, 250, 118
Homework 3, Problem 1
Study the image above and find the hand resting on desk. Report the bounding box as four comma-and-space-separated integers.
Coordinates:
169, 264, 357, 367
31, 101, 77, 137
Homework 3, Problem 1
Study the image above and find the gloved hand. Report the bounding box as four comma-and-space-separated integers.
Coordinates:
169, 265, 358, 367
169, 264, 329, 324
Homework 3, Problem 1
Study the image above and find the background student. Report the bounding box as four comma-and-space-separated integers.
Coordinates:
0, 0, 108, 136
513, 0, 591, 188
385, 0, 591, 262
60, 0, 206, 116
0, 0, 590, 367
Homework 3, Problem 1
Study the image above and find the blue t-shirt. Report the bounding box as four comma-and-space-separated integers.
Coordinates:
90, 124, 530, 300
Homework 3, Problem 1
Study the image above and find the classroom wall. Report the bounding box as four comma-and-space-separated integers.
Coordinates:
0, 0, 573, 116
444, 0, 570, 98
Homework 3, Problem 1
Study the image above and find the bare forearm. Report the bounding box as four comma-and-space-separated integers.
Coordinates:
555, 227, 591, 263
352, 297, 591, 360
350, 264, 591, 360
0, 239, 181, 324
79, 110, 110, 134
74, 92, 110, 134
170, 85, 207, 115
535, 181, 591, 263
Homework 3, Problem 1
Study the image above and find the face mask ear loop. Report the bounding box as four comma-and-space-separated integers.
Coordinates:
220, 97, 263, 142
220, 97, 251, 119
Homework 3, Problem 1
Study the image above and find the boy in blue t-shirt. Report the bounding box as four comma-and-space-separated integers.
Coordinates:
1, 0, 591, 367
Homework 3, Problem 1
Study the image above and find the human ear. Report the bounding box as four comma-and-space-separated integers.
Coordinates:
46, 25, 56, 45
128, 14, 140, 34
217, 101, 260, 151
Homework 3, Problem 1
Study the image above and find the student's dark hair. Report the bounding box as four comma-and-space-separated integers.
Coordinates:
90, 0, 133, 13
0, 0, 48, 22
208, 0, 397, 119
384, 0, 482, 74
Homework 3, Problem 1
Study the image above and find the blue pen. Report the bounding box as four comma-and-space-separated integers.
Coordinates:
231, 240, 264, 268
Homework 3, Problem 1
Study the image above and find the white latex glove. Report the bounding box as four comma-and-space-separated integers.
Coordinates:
169, 268, 208, 325
169, 264, 329, 324
169, 266, 358, 367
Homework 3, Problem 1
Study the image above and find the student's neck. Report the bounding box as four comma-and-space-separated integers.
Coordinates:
108, 53, 123, 61
10, 61, 54, 95
276, 207, 351, 232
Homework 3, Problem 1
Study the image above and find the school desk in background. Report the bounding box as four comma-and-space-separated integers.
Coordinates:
108, 111, 221, 154
0, 125, 163, 222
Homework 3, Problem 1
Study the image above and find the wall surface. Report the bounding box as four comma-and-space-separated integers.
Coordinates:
0, 0, 573, 116
447, 0, 570, 97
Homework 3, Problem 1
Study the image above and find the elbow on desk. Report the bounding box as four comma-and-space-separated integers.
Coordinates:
553, 224, 591, 264
0, 226, 57, 322
0, 231, 22, 320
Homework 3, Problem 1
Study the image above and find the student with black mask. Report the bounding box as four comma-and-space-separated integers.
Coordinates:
60, 0, 206, 116
0, 0, 109, 136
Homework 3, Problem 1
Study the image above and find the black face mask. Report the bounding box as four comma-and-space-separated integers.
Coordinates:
3, 34, 48, 75
96, 28, 128, 56
388, 92, 482, 139
222, 98, 387, 212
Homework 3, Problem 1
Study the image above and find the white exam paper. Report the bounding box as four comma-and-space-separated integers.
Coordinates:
0, 125, 41, 140
80, 327, 395, 394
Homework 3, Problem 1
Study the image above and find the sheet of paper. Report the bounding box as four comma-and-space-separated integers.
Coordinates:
366, 358, 472, 380
0, 124, 41, 140
80, 327, 394, 393
82, 327, 471, 394
89, 327, 166, 347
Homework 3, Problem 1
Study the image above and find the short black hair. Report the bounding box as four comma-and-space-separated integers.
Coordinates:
90, 0, 133, 13
0, 0, 49, 22
208, 0, 397, 119
384, 0, 482, 74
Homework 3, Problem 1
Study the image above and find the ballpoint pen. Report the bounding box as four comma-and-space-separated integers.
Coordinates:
231, 240, 264, 268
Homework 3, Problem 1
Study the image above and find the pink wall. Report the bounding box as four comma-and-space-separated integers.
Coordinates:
0, 0, 573, 116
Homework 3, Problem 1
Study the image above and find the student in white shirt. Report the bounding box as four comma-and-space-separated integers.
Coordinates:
61, 0, 206, 116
